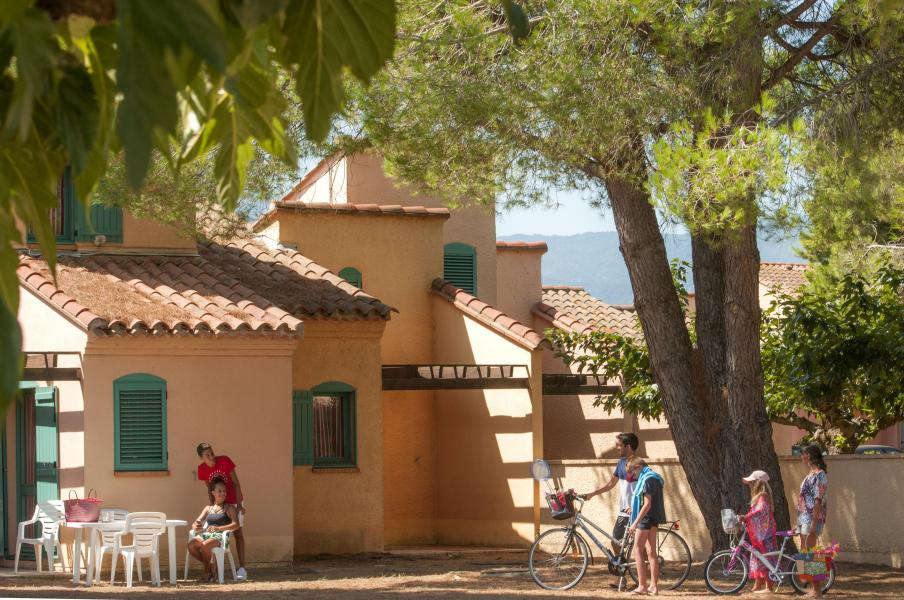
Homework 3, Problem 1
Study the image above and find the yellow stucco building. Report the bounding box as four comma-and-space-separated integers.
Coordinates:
11, 152, 898, 568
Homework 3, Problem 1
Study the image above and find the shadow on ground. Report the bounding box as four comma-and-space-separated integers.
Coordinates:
0, 551, 900, 599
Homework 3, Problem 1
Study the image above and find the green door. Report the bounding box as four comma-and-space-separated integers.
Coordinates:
16, 387, 59, 559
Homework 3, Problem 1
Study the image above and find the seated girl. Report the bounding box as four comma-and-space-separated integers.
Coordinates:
187, 476, 239, 582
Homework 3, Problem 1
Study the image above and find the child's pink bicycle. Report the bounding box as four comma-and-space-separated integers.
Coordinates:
703, 509, 836, 595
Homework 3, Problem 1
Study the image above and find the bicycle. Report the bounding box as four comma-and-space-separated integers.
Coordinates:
704, 509, 836, 595
527, 491, 692, 591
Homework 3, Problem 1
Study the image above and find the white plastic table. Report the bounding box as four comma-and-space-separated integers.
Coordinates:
67, 519, 188, 586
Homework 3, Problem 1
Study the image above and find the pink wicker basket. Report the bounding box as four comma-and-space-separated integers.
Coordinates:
64, 489, 104, 522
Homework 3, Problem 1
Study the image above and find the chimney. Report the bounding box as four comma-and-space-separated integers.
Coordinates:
495, 241, 547, 325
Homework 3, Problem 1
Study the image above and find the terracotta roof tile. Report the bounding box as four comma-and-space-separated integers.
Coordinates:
270, 202, 451, 218
18, 239, 393, 337
495, 240, 549, 251
540, 286, 641, 339
431, 278, 546, 350
759, 262, 808, 293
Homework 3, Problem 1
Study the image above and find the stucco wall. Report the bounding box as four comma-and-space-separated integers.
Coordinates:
496, 249, 543, 325
273, 210, 444, 547
431, 297, 540, 545
298, 158, 348, 204
344, 153, 498, 306
76, 337, 295, 564
291, 321, 386, 554
545, 455, 904, 566
12, 287, 88, 554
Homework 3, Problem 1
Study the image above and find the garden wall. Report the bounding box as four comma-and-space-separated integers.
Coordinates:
545, 454, 904, 567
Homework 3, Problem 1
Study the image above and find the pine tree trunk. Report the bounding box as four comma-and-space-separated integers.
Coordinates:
691, 235, 748, 524
602, 164, 728, 550
723, 225, 792, 530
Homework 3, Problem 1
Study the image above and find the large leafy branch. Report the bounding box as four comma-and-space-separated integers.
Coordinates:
761, 264, 904, 453
0, 0, 398, 408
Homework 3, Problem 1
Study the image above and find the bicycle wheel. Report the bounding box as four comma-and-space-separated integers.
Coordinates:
528, 527, 590, 590
789, 560, 836, 595
625, 528, 692, 590
704, 549, 750, 594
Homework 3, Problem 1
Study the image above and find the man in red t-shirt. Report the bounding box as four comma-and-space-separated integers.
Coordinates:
197, 442, 247, 580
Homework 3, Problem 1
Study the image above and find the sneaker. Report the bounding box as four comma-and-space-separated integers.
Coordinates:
236, 567, 247, 581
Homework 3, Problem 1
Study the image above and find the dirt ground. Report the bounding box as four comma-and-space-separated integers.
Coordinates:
0, 550, 901, 599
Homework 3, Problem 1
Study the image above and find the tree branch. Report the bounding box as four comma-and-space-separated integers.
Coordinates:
764, 0, 819, 35
763, 11, 842, 90
770, 412, 819, 433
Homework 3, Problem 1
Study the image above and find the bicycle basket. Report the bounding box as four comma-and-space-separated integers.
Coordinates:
721, 508, 740, 534
545, 490, 575, 520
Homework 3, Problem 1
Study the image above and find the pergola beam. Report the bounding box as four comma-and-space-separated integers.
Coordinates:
382, 364, 530, 390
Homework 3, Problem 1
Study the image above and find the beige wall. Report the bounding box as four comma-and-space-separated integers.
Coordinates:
344, 153, 499, 306
274, 211, 443, 365
496, 249, 544, 325
431, 297, 540, 545
292, 320, 386, 554
75, 337, 296, 564
546, 455, 904, 566
271, 210, 446, 549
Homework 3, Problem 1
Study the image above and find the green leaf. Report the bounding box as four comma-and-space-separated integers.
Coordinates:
501, 1, 530, 40
2, 8, 58, 140
55, 63, 99, 172
116, 0, 229, 188
0, 297, 22, 415
283, 0, 396, 141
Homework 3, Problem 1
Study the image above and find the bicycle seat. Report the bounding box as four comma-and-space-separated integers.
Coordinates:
776, 529, 797, 538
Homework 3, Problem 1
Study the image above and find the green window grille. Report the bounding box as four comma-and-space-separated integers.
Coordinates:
28, 167, 122, 244
293, 382, 356, 468
114, 374, 168, 471
338, 267, 363, 288
443, 242, 477, 295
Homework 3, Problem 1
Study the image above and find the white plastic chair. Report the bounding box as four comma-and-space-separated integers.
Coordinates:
183, 512, 240, 583
92, 508, 128, 583
111, 512, 166, 587
14, 500, 66, 573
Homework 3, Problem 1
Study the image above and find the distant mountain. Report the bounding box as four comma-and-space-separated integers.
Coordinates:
498, 231, 803, 304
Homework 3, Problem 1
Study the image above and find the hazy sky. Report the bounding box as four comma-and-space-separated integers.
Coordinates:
495, 189, 617, 236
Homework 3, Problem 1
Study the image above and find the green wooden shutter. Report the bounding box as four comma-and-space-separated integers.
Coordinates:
34, 387, 59, 503
114, 374, 167, 471
76, 203, 123, 243
444, 243, 477, 295
338, 267, 363, 288
293, 390, 313, 465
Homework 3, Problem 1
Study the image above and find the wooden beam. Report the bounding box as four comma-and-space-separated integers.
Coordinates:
22, 368, 82, 381
542, 374, 620, 396
382, 364, 530, 391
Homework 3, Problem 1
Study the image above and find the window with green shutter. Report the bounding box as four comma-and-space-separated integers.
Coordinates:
28, 168, 123, 244
114, 374, 167, 471
338, 267, 363, 288
293, 382, 356, 468
443, 242, 477, 295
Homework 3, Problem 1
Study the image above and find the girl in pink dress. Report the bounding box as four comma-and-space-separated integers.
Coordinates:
739, 470, 777, 594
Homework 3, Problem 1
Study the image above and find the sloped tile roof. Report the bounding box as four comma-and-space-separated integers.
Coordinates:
18, 240, 391, 336
539, 286, 641, 339
431, 278, 547, 350
759, 262, 808, 293
532, 302, 596, 335
253, 202, 451, 231
496, 240, 548, 251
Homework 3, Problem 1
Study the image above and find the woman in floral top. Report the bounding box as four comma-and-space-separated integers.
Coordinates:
797, 444, 828, 598
739, 470, 776, 594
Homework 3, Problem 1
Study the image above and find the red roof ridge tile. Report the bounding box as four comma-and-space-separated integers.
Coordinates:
272, 201, 451, 218
496, 240, 549, 251
532, 302, 597, 335
430, 278, 547, 350
542, 284, 586, 291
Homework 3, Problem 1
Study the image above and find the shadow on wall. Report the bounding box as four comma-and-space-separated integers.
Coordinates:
542, 394, 673, 460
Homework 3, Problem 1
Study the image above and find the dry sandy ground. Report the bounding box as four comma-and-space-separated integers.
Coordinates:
0, 550, 901, 599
